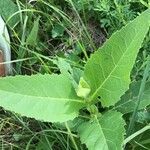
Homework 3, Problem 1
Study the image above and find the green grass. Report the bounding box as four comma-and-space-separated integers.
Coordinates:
0, 0, 150, 149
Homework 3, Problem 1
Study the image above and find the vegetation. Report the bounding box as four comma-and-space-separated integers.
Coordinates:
0, 0, 150, 149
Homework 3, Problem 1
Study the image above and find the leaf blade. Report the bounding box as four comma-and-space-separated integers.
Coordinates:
78, 111, 125, 150
0, 74, 84, 122
0, 0, 19, 27
83, 9, 150, 107
115, 81, 150, 114
26, 17, 40, 46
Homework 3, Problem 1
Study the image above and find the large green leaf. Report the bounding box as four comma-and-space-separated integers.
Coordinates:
115, 81, 150, 114
0, 74, 85, 122
78, 111, 125, 150
0, 0, 19, 27
83, 9, 150, 106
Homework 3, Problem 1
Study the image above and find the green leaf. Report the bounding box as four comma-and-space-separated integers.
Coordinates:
0, 0, 19, 27
54, 57, 79, 90
83, 9, 150, 107
72, 67, 83, 84
0, 74, 85, 123
26, 17, 40, 46
136, 110, 150, 123
52, 23, 65, 38
115, 81, 150, 114
54, 117, 85, 132
54, 57, 73, 75
54, 57, 84, 92
78, 111, 125, 150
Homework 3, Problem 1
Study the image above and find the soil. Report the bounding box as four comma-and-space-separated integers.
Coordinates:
88, 19, 106, 48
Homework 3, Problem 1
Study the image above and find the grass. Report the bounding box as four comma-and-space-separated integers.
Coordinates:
0, 0, 150, 149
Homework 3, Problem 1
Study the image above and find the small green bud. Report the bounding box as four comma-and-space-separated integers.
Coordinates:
76, 77, 91, 99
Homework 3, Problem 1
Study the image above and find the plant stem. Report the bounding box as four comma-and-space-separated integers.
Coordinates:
140, 0, 150, 8
65, 122, 79, 150
127, 56, 150, 137
124, 124, 150, 145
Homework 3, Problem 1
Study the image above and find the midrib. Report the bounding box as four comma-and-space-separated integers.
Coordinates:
0, 90, 84, 103
95, 117, 109, 150
90, 30, 141, 101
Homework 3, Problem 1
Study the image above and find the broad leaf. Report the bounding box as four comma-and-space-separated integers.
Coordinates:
54, 57, 73, 76
26, 17, 40, 46
54, 57, 83, 90
115, 81, 150, 114
52, 23, 65, 38
0, 74, 85, 123
0, 0, 19, 27
83, 9, 150, 106
78, 111, 125, 150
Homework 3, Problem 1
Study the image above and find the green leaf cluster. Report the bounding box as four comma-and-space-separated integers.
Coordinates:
0, 9, 150, 150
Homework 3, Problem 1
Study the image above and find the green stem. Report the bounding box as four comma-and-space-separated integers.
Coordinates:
140, 0, 150, 8
65, 122, 79, 150
124, 124, 150, 145
127, 56, 150, 137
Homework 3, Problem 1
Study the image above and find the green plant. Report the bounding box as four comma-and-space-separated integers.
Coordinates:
0, 9, 150, 150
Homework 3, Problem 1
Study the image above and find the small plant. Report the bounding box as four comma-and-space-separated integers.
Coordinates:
0, 9, 150, 149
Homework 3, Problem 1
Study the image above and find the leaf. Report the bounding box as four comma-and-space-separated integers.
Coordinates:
78, 111, 125, 150
26, 17, 40, 46
54, 57, 84, 91
0, 74, 85, 123
136, 110, 150, 123
54, 117, 85, 132
0, 16, 11, 75
115, 81, 150, 114
83, 9, 150, 107
52, 23, 65, 38
54, 57, 73, 75
0, 0, 19, 27
72, 67, 83, 84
